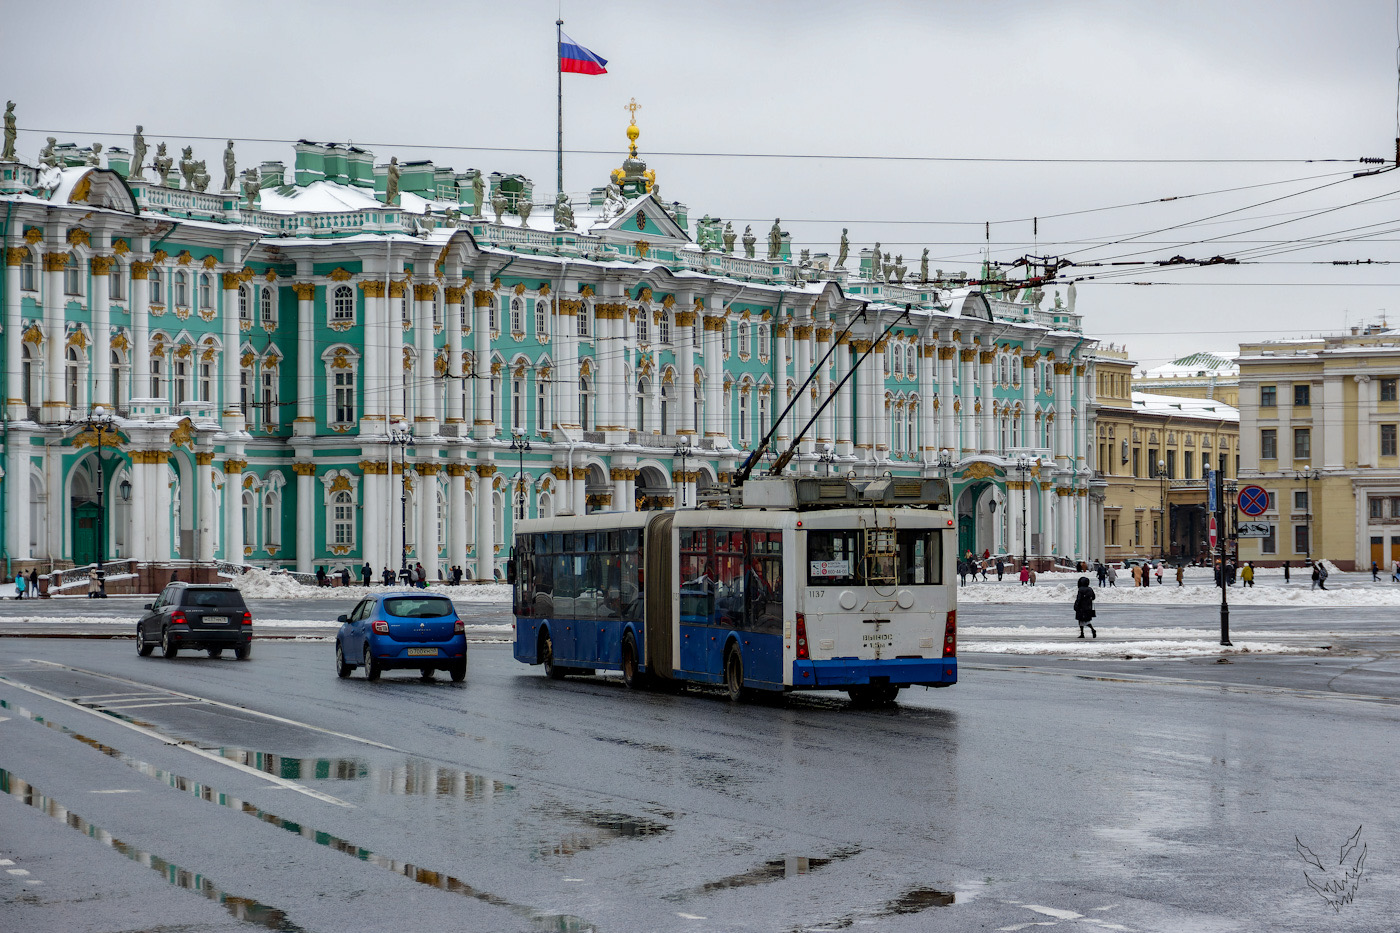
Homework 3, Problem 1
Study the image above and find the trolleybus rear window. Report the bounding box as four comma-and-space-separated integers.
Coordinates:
806, 528, 942, 586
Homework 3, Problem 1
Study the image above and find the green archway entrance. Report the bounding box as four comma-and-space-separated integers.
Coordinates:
72, 501, 101, 567
958, 515, 975, 560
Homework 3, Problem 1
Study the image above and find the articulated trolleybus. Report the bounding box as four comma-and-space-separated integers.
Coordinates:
511, 475, 957, 704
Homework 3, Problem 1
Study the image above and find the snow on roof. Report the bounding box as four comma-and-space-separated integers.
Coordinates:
1131, 391, 1238, 422
255, 180, 384, 215
1142, 350, 1239, 380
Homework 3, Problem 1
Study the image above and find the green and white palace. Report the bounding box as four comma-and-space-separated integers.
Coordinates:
0, 110, 1103, 585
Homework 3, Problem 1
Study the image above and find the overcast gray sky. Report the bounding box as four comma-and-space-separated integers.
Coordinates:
7, 0, 1400, 369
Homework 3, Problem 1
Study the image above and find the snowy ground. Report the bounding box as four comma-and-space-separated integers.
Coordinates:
230, 568, 513, 603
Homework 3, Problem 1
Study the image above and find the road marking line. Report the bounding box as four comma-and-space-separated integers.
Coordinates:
6, 868, 30, 876
97, 700, 206, 710
0, 676, 354, 808
90, 789, 141, 794
21, 660, 403, 750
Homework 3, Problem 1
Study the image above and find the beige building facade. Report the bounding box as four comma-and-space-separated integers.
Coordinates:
1238, 327, 1400, 570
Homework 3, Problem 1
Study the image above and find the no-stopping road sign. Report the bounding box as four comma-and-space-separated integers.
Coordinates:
1238, 485, 1269, 517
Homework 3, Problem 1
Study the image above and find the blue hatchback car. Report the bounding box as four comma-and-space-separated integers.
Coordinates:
335, 592, 467, 682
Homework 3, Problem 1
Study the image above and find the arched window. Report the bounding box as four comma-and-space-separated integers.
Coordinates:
908, 345, 917, 379
199, 360, 213, 402
510, 297, 524, 334
737, 321, 750, 358
658, 312, 670, 345
401, 295, 410, 326
65, 346, 80, 409
149, 267, 164, 305
536, 373, 549, 432
511, 375, 524, 431
535, 300, 546, 336
694, 380, 704, 433
757, 323, 769, 361
660, 382, 672, 435
174, 271, 187, 306
580, 375, 592, 431
758, 391, 769, 441
332, 491, 354, 547
738, 390, 750, 445
172, 357, 187, 407
64, 253, 83, 296
261, 286, 275, 323
198, 273, 212, 309
637, 309, 649, 343
893, 345, 903, 377
331, 285, 353, 323
577, 303, 590, 337
20, 250, 36, 291
149, 353, 164, 398
636, 377, 650, 432
262, 368, 277, 426
263, 487, 281, 549
238, 285, 250, 320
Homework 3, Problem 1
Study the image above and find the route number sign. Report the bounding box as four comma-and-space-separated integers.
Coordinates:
1238, 485, 1269, 517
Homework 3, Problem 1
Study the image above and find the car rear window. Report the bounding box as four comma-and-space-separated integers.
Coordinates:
181, 589, 247, 609
384, 597, 455, 618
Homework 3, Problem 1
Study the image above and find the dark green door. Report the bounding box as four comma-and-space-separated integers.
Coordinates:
72, 502, 101, 567
958, 516, 975, 560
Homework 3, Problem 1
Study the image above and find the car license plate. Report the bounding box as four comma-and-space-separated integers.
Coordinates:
205, 616, 227, 625
406, 648, 438, 657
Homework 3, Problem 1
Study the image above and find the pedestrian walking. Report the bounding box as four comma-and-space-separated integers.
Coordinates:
1018, 562, 1029, 586
1107, 565, 1117, 587
1310, 562, 1320, 590
979, 560, 988, 583
1241, 562, 1254, 587
1372, 560, 1380, 582
1317, 563, 1329, 590
996, 558, 1005, 581
959, 559, 969, 587
382, 566, 395, 586
1393, 560, 1400, 583
29, 569, 38, 595
1154, 562, 1164, 585
415, 562, 427, 588
1073, 576, 1097, 638
14, 573, 26, 600
1028, 568, 1037, 586
1131, 563, 1141, 587
1176, 563, 1184, 587
1283, 560, 1290, 583
340, 566, 350, 587
87, 568, 100, 598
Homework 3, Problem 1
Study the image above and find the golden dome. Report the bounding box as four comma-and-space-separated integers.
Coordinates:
626, 124, 640, 143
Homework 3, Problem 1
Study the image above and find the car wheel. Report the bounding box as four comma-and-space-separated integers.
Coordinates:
336, 643, 352, 678
136, 626, 154, 657
161, 628, 178, 659
449, 659, 466, 683
541, 631, 565, 680
233, 642, 251, 661
363, 644, 381, 681
724, 647, 746, 702
207, 647, 223, 659
621, 632, 645, 690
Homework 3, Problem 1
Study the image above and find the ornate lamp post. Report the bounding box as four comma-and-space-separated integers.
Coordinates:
1294, 468, 1320, 562
1016, 455, 1031, 571
817, 442, 837, 476
90, 407, 114, 591
389, 423, 413, 580
674, 441, 690, 506
511, 427, 531, 519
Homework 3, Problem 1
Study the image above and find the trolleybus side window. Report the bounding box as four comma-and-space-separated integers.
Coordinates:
713, 530, 746, 629
745, 530, 783, 635
680, 529, 712, 623
621, 529, 643, 622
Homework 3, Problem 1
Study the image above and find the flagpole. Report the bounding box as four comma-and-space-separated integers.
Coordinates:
556, 18, 564, 199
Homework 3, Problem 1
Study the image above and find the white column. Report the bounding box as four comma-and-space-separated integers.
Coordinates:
130, 262, 152, 413
613, 467, 627, 512
1036, 483, 1051, 557
414, 285, 437, 435
1055, 363, 1073, 464
872, 339, 887, 459
1022, 358, 1036, 449
417, 468, 437, 580
959, 348, 977, 455
223, 459, 244, 565
7, 425, 31, 559
815, 327, 834, 448
43, 246, 65, 422
294, 282, 316, 434
91, 257, 112, 409
473, 289, 492, 438
1356, 375, 1373, 468
196, 453, 215, 562
919, 344, 936, 461
677, 313, 696, 436
572, 466, 586, 517
5, 248, 22, 420
295, 463, 314, 573
448, 463, 468, 572
853, 338, 874, 457
833, 335, 852, 455
772, 320, 788, 445
359, 283, 385, 428
937, 347, 955, 454
979, 349, 996, 453
1077, 490, 1090, 562
445, 288, 465, 430
362, 467, 384, 574
1075, 365, 1090, 471
794, 324, 812, 460
703, 312, 725, 442
221, 276, 242, 430
474, 465, 494, 581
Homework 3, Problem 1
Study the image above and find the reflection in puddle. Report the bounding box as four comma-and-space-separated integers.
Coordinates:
670, 848, 860, 899
214, 748, 514, 799
879, 887, 955, 913
0, 768, 305, 932
536, 807, 671, 859
0, 699, 592, 932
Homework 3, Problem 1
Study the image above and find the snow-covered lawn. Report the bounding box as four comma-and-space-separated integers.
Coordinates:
231, 568, 512, 603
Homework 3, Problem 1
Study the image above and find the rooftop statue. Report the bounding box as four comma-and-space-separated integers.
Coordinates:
920, 248, 929, 284
882, 252, 894, 283
722, 221, 736, 254
129, 126, 146, 180
491, 191, 508, 224
742, 224, 756, 259
179, 146, 197, 189
38, 136, 59, 168
222, 140, 236, 192
553, 192, 575, 231
894, 254, 906, 284
86, 142, 102, 167
193, 160, 210, 192
384, 156, 401, 205
870, 242, 882, 281
767, 218, 783, 261
2, 101, 16, 161
836, 228, 848, 269
471, 170, 484, 218
153, 143, 173, 185
517, 196, 532, 225
241, 166, 260, 206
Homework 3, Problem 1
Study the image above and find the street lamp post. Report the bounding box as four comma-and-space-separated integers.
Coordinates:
389, 424, 413, 582
90, 407, 114, 594
1294, 468, 1320, 563
674, 441, 690, 506
511, 428, 531, 519
1016, 455, 1031, 572
1158, 458, 1167, 561
818, 442, 837, 476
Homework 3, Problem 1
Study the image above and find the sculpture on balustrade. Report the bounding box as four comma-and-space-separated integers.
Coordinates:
893, 254, 906, 284
882, 252, 894, 283
767, 218, 783, 261
553, 192, 575, 230
86, 143, 102, 167
384, 156, 401, 205
742, 224, 756, 259
491, 191, 508, 224
722, 221, 736, 254
2, 101, 16, 161
129, 126, 147, 180
241, 167, 260, 207
222, 140, 236, 191
38, 136, 59, 168
179, 146, 197, 189
517, 196, 533, 225
869, 242, 882, 281
836, 228, 848, 269
471, 170, 485, 218
153, 143, 173, 186
193, 160, 211, 192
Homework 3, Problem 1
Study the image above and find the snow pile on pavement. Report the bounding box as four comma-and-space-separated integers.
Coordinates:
956, 579, 1400, 607
231, 569, 512, 604
961, 638, 1322, 659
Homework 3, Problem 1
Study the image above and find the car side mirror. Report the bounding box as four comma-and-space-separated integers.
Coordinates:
144, 603, 153, 610
505, 559, 517, 585
337, 614, 349, 624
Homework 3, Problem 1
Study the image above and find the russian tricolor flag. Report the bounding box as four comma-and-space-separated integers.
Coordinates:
559, 33, 608, 75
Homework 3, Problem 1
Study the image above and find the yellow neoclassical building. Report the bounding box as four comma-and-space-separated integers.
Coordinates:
1237, 326, 1400, 570
1094, 346, 1240, 562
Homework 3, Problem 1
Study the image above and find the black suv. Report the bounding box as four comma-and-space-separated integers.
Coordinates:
136, 583, 253, 660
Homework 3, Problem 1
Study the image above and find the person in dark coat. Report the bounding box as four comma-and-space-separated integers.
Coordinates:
340, 566, 350, 587
1073, 576, 1097, 639
382, 566, 395, 586
361, 562, 372, 586
1283, 560, 1290, 583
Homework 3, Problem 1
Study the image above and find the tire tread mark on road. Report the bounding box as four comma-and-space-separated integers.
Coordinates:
0, 768, 306, 932
0, 698, 595, 933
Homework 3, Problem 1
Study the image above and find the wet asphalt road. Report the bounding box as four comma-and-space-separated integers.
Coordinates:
1, 628, 1396, 933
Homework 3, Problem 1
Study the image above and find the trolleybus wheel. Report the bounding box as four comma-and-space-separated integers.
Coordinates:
848, 685, 901, 707
542, 631, 566, 680
621, 633, 645, 690
724, 647, 746, 702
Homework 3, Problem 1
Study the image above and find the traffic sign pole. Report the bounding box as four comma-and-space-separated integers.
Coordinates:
1216, 468, 1231, 646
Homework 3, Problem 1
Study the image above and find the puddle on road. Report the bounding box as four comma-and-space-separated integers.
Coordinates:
535, 806, 671, 859
0, 699, 593, 932
668, 847, 861, 899
213, 747, 514, 800
0, 768, 305, 932
789, 885, 956, 931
